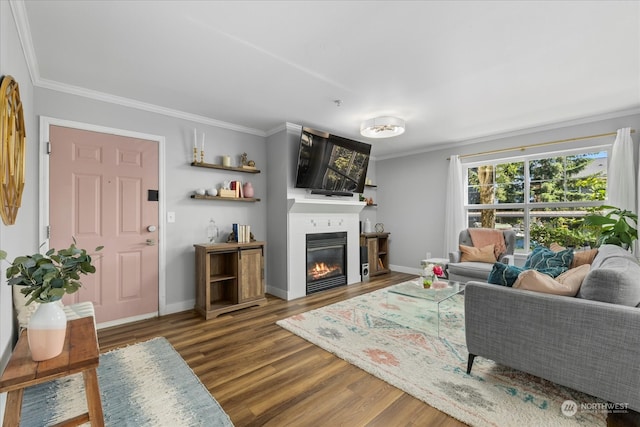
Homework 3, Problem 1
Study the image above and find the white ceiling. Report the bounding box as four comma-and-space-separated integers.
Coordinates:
16, 1, 640, 158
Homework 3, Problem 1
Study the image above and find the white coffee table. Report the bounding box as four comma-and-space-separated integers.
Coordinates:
387, 279, 464, 338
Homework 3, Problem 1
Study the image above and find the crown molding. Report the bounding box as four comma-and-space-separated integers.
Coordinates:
36, 78, 267, 137
9, 0, 40, 85
375, 106, 640, 161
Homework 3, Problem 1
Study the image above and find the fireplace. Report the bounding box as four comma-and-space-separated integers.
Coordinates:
306, 232, 347, 294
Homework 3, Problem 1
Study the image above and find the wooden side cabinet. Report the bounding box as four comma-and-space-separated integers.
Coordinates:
360, 232, 390, 276
194, 241, 266, 319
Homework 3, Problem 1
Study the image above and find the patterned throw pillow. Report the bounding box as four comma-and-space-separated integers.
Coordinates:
487, 263, 524, 287
524, 246, 574, 274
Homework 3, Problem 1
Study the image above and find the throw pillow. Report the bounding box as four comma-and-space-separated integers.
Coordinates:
524, 245, 574, 272
514, 264, 590, 296
555, 264, 590, 293
513, 270, 576, 296
571, 248, 598, 268
487, 263, 524, 287
549, 242, 566, 252
460, 244, 496, 263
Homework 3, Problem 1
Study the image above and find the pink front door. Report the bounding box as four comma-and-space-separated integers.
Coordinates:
49, 125, 159, 323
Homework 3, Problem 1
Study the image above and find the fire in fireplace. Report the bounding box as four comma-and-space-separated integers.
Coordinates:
306, 232, 347, 294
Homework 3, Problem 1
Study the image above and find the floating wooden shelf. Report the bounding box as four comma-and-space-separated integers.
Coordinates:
191, 194, 261, 202
190, 162, 261, 174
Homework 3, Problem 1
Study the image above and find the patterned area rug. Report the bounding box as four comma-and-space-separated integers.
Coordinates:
21, 337, 233, 427
277, 282, 607, 427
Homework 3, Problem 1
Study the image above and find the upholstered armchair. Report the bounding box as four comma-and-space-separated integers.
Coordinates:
447, 228, 516, 283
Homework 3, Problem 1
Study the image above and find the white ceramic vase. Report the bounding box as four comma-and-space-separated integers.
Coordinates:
27, 302, 67, 361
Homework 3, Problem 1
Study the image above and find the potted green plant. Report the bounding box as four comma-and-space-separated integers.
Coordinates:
582, 205, 638, 250
0, 240, 102, 360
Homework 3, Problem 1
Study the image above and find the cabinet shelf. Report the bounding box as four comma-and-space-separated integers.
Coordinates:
210, 274, 236, 283
190, 161, 261, 174
191, 194, 261, 202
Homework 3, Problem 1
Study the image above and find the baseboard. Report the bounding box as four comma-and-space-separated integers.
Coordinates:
389, 264, 421, 275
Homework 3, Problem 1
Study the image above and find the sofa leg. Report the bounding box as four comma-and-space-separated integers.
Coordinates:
467, 354, 476, 374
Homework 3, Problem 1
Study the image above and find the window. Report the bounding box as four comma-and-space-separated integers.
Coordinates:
464, 148, 608, 252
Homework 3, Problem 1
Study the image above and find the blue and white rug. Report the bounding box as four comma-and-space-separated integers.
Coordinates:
21, 337, 233, 427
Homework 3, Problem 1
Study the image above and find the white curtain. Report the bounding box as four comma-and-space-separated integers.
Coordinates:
444, 155, 466, 256
608, 127, 637, 255
608, 127, 636, 212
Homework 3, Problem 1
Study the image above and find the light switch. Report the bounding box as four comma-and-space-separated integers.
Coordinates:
167, 212, 175, 223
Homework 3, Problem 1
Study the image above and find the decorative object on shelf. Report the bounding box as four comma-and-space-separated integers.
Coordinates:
363, 218, 372, 233
222, 155, 231, 167
366, 178, 373, 185
242, 182, 254, 198
375, 223, 384, 233
0, 75, 27, 225
206, 188, 217, 196
200, 132, 205, 164
0, 240, 102, 361
207, 218, 219, 243
240, 152, 257, 170
192, 129, 199, 163
227, 230, 256, 243
360, 116, 405, 138
194, 188, 205, 196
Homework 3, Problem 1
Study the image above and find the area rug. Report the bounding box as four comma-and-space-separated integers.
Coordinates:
20, 337, 233, 427
277, 283, 607, 427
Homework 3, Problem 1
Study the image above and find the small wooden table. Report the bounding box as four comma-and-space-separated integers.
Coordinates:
0, 316, 104, 427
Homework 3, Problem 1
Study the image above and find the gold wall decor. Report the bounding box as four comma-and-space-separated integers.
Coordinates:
0, 75, 26, 225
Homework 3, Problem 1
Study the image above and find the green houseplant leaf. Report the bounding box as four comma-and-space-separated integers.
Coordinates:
0, 240, 103, 304
582, 205, 638, 250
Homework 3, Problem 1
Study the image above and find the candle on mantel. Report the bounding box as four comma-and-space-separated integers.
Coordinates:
193, 129, 197, 149
201, 133, 205, 152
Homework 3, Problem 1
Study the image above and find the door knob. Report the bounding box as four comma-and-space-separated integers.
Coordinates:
147, 225, 157, 232
146, 239, 156, 246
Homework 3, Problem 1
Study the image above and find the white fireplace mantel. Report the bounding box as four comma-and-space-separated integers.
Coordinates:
287, 198, 366, 214
286, 197, 365, 300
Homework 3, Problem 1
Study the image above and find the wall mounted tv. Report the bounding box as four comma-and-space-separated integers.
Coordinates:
294, 126, 371, 196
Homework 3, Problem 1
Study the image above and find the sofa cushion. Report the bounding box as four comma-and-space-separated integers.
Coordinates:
487, 263, 524, 287
460, 244, 496, 263
577, 245, 640, 307
513, 265, 589, 296
524, 246, 573, 275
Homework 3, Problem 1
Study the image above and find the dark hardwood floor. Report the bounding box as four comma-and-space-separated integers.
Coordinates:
97, 272, 639, 427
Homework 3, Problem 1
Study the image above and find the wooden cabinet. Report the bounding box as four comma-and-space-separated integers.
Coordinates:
360, 232, 390, 276
194, 241, 266, 319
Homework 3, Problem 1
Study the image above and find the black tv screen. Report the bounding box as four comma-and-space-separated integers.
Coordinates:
295, 127, 371, 195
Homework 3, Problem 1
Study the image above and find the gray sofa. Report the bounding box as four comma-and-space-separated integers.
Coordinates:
448, 228, 516, 283
465, 244, 640, 411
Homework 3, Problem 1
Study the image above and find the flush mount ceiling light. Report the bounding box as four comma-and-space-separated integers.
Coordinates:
360, 116, 405, 139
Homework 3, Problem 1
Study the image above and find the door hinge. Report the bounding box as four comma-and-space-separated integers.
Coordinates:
46, 142, 51, 154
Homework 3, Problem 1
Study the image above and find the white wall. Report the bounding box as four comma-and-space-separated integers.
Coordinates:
0, 1, 38, 419
378, 111, 640, 274
34, 88, 267, 313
